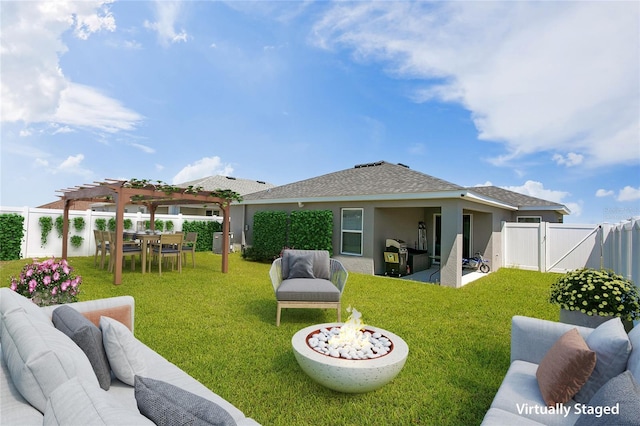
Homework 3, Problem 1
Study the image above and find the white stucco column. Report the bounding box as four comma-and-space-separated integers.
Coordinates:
440, 201, 463, 288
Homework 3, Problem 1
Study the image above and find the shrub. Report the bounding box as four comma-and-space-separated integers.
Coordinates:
0, 214, 24, 260
549, 268, 640, 321
9, 258, 82, 306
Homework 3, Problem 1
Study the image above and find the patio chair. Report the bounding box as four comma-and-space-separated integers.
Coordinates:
94, 230, 106, 268
181, 232, 198, 268
149, 233, 183, 275
269, 249, 348, 326
106, 231, 142, 272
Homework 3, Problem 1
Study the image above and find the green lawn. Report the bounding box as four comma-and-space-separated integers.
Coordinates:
0, 253, 560, 425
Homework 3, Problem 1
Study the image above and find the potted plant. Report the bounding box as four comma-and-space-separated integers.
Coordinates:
549, 268, 640, 331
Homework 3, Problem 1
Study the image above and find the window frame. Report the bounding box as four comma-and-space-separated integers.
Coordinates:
340, 208, 363, 256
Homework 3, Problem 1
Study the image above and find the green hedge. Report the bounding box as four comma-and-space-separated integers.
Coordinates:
244, 210, 333, 261
0, 214, 24, 260
182, 220, 222, 252
289, 210, 333, 254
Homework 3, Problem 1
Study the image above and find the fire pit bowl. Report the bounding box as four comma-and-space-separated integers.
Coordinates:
291, 322, 409, 393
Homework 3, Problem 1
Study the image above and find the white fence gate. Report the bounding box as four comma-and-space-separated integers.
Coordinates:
0, 207, 222, 259
502, 218, 639, 285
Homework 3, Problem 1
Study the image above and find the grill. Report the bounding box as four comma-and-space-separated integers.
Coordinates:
384, 239, 408, 276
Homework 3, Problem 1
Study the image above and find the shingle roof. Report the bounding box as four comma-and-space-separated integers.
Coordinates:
244, 161, 463, 201
176, 175, 275, 196
38, 200, 97, 210
468, 186, 563, 208
242, 161, 569, 214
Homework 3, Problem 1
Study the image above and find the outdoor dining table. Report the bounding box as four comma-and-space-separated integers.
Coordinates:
124, 232, 162, 274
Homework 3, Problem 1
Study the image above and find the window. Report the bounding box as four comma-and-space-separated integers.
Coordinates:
517, 216, 542, 223
341, 208, 363, 255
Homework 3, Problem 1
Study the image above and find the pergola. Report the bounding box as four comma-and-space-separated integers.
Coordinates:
58, 179, 238, 285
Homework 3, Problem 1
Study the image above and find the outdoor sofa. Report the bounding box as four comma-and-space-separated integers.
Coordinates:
482, 315, 640, 425
0, 288, 259, 425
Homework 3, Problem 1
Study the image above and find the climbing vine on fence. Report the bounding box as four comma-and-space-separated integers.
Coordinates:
39, 216, 53, 247
0, 214, 24, 260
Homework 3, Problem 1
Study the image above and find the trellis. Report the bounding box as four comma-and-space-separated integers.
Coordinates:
58, 179, 238, 285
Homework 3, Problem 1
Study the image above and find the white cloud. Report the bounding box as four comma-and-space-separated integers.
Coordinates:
503, 180, 569, 204
172, 156, 234, 184
312, 1, 639, 168
55, 153, 92, 179
0, 1, 142, 132
408, 143, 425, 155
552, 152, 583, 167
618, 186, 640, 202
144, 1, 189, 47
596, 189, 614, 198
131, 143, 155, 154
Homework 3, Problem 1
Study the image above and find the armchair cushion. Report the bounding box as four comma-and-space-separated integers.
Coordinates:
276, 278, 340, 302
282, 250, 330, 280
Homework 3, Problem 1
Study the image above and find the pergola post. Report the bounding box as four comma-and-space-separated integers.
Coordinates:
221, 204, 230, 273
61, 200, 71, 259
114, 191, 125, 285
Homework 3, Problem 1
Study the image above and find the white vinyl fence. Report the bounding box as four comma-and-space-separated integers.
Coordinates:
1, 206, 222, 259
502, 218, 640, 285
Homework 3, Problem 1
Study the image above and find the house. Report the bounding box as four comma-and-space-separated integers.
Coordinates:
233, 161, 569, 288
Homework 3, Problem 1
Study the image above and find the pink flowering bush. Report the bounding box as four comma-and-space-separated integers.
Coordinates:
9, 257, 82, 306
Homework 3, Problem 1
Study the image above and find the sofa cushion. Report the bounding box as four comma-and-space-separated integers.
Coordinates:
276, 278, 340, 302
1, 310, 99, 412
52, 305, 111, 390
488, 360, 582, 426
43, 377, 154, 426
282, 250, 330, 280
574, 317, 631, 403
0, 287, 52, 325
101, 316, 146, 386
574, 371, 640, 426
288, 253, 315, 279
481, 408, 547, 426
536, 328, 596, 406
135, 375, 237, 426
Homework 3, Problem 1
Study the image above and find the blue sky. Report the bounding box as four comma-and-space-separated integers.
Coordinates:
1, 1, 638, 224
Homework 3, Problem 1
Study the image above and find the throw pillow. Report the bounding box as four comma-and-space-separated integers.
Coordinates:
44, 377, 154, 426
135, 375, 237, 426
536, 328, 597, 406
574, 317, 632, 403
288, 253, 315, 279
100, 316, 146, 386
574, 371, 640, 426
1, 310, 99, 413
52, 305, 111, 390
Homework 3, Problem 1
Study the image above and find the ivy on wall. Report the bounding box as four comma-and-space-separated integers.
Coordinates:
243, 210, 333, 262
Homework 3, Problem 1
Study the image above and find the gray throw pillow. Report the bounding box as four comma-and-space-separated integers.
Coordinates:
288, 254, 315, 279
574, 317, 632, 403
574, 371, 640, 426
52, 305, 111, 390
135, 375, 237, 426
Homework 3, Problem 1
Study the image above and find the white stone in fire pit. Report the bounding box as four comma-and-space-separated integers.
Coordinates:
291, 322, 409, 393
